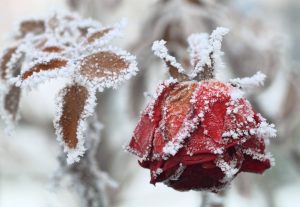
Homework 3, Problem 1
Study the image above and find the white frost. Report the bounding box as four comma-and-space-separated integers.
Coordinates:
229, 71, 266, 89
152, 40, 185, 73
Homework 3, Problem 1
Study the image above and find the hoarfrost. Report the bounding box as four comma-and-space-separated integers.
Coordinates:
216, 157, 239, 183
256, 121, 277, 140
152, 40, 185, 73
0, 11, 138, 163
229, 71, 266, 89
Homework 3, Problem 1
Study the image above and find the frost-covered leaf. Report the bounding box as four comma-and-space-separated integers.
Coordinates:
0, 46, 18, 79
18, 19, 45, 38
78, 47, 138, 89
3, 85, 21, 121
41, 46, 65, 53
54, 83, 97, 164
82, 19, 125, 47
16, 58, 69, 86
86, 27, 113, 44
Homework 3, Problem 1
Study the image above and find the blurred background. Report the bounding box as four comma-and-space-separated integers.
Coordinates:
1, 0, 300, 207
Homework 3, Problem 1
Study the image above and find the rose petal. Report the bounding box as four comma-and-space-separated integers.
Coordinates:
166, 164, 225, 192
241, 155, 271, 174
128, 83, 174, 159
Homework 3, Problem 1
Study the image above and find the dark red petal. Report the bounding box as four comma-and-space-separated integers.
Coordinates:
202, 101, 227, 143
241, 136, 266, 153
145, 152, 217, 184
185, 126, 238, 155
241, 155, 271, 174
128, 114, 156, 158
193, 80, 231, 143
165, 164, 226, 192
128, 82, 175, 159
240, 136, 271, 173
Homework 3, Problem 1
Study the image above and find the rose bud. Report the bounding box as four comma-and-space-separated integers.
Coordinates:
127, 27, 276, 192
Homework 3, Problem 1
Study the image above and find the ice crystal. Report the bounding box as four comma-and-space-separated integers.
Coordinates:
0, 11, 138, 164
229, 71, 266, 89
152, 27, 229, 81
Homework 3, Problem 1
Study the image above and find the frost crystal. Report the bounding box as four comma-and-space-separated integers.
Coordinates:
153, 27, 229, 81
229, 71, 266, 89
0, 11, 138, 164
256, 121, 277, 140
152, 40, 185, 73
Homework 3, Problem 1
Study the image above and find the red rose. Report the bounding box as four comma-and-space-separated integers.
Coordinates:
127, 79, 275, 192
128, 27, 276, 192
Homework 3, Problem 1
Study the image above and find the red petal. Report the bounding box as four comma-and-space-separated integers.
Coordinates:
128, 83, 175, 159
241, 155, 271, 174
128, 114, 156, 159
240, 136, 271, 173
242, 136, 266, 154
151, 82, 198, 157
193, 80, 231, 143
202, 101, 227, 142
166, 164, 226, 191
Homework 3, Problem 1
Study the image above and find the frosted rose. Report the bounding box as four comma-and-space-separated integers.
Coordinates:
127, 79, 275, 192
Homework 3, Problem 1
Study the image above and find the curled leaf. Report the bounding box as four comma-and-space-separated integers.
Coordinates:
19, 58, 68, 84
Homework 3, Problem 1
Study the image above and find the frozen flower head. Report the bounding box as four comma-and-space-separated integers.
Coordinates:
127, 27, 276, 192
0, 11, 138, 164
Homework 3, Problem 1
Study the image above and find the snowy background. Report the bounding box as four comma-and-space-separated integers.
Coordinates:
1, 0, 300, 207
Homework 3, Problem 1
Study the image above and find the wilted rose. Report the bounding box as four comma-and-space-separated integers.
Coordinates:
127, 79, 275, 192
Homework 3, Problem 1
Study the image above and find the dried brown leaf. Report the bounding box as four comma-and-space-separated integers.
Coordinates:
4, 86, 21, 121
0, 47, 18, 79
80, 51, 129, 79
194, 53, 214, 81
59, 84, 89, 149
19, 20, 45, 37
86, 28, 113, 44
21, 59, 68, 80
41, 46, 64, 53
167, 62, 189, 81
